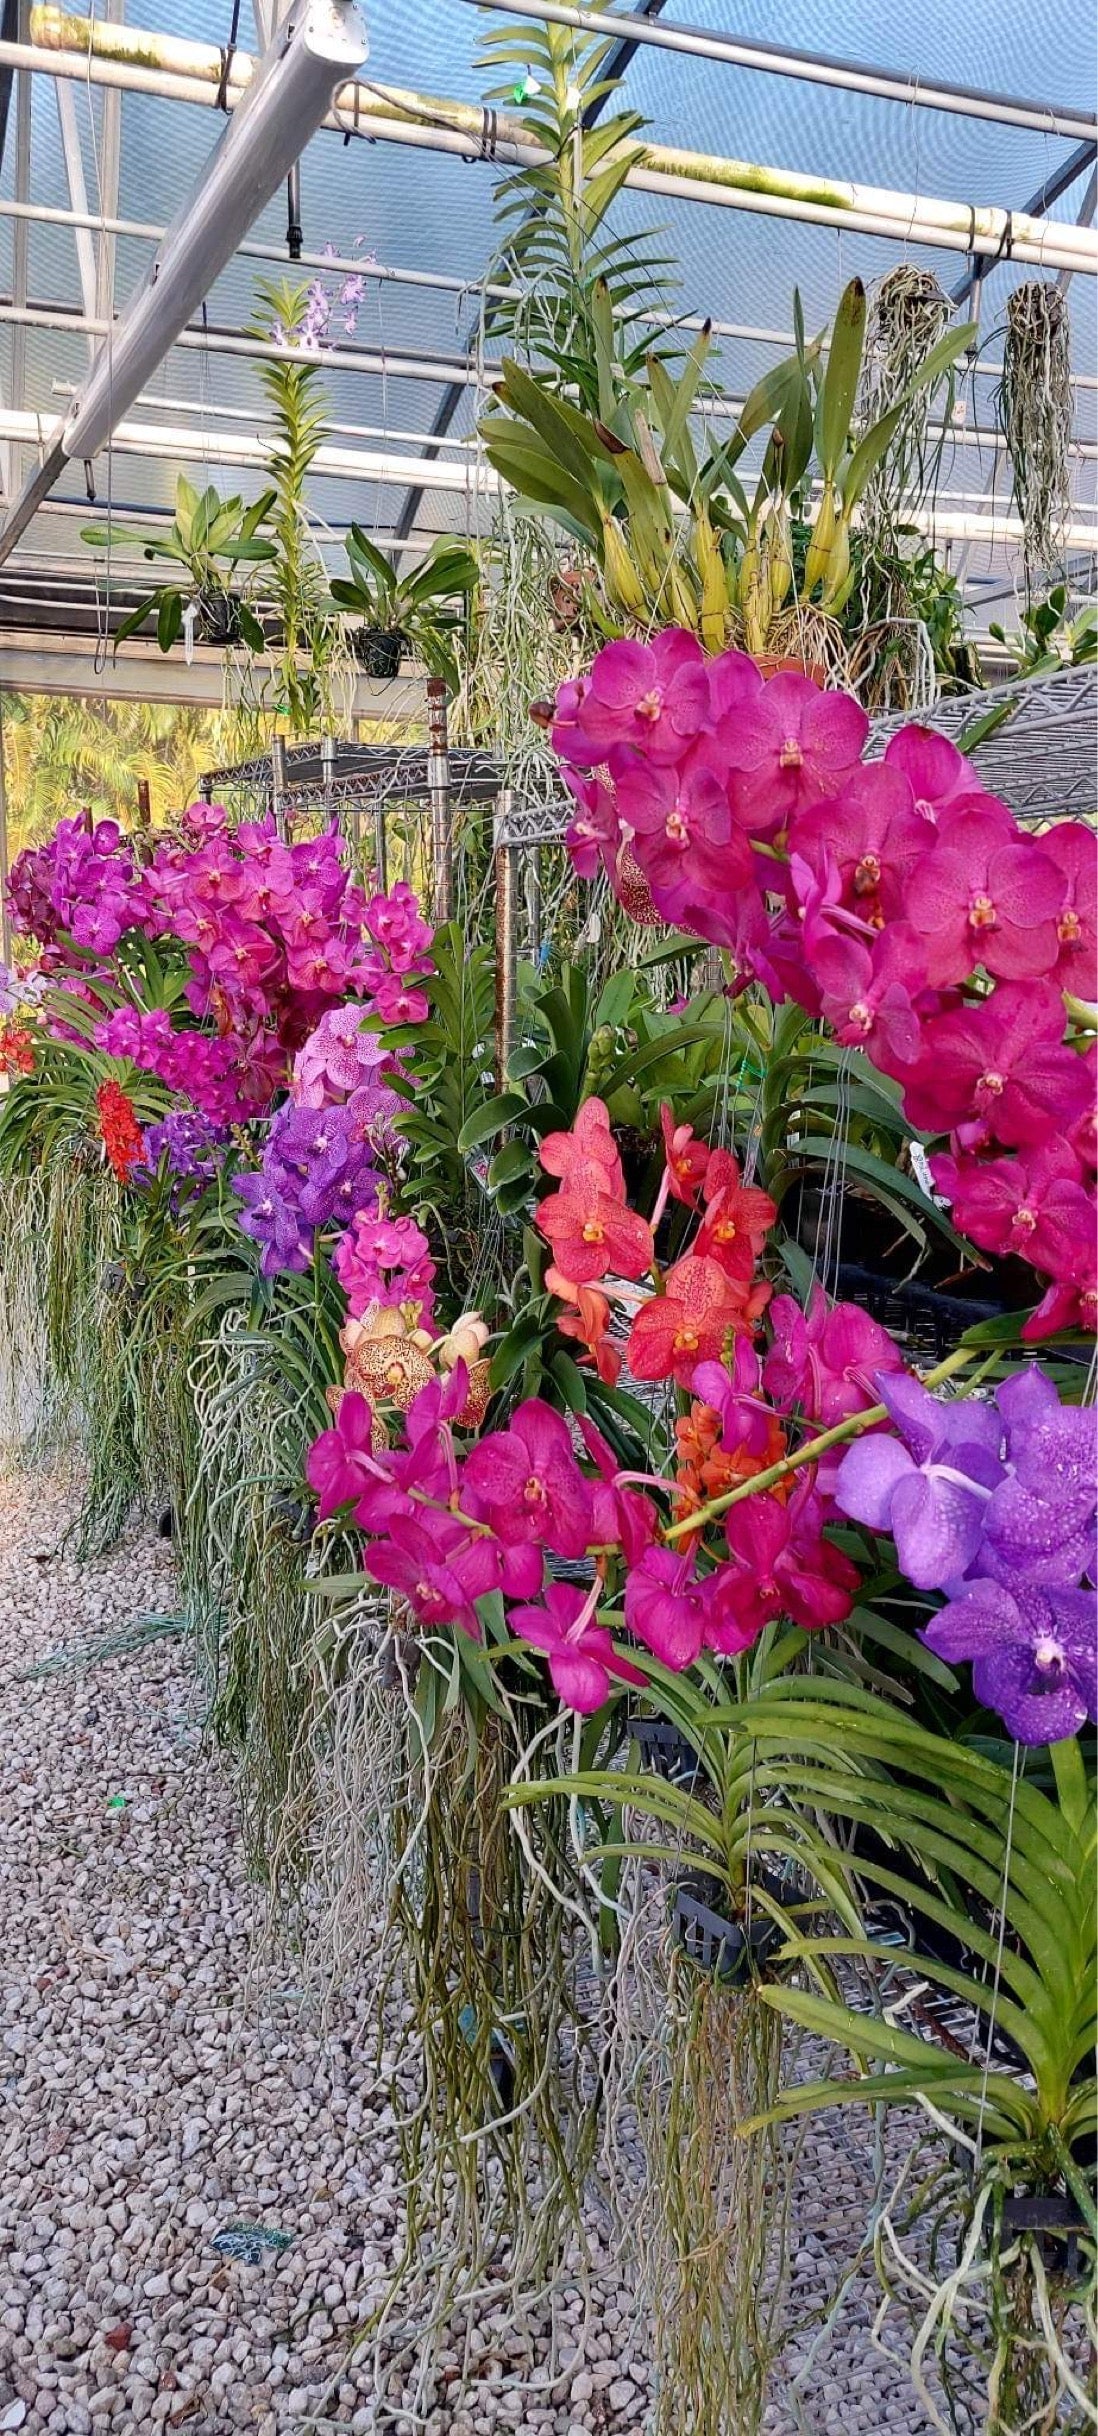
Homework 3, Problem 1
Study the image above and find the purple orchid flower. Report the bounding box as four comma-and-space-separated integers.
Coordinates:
833, 1370, 1004, 1591
922, 1577, 1097, 1745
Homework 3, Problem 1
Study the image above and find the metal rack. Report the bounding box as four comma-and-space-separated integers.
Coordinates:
868, 660, 1098, 825
198, 659, 1094, 1082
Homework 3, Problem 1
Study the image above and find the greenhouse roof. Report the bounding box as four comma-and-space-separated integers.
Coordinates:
0, 0, 1094, 657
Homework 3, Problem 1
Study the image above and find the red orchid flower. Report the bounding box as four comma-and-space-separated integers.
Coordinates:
539, 1094, 624, 1197
694, 1148, 777, 1281
550, 1273, 622, 1386
626, 1255, 764, 1387
659, 1101, 710, 1207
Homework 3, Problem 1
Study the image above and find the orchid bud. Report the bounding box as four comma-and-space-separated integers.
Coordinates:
599, 513, 648, 619
438, 1311, 490, 1371
804, 485, 841, 599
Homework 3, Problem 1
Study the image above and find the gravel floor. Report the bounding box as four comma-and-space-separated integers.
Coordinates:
0, 1466, 959, 2435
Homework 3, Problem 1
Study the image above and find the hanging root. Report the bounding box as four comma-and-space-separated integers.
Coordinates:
859, 266, 955, 547
999, 281, 1074, 584
870, 2143, 1097, 2435
352, 1697, 600, 2427
600, 1871, 797, 2436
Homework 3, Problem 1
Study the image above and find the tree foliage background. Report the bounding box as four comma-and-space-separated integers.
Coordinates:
1, 694, 225, 857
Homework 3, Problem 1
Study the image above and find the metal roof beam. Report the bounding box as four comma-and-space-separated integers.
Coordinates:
459, 0, 1098, 141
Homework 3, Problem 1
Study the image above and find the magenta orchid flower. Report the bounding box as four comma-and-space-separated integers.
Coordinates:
903, 806, 1064, 986
614, 745, 752, 904
812, 924, 926, 1070
624, 1544, 708, 1669
363, 1511, 501, 1641
881, 726, 991, 823
930, 1143, 1094, 1279
573, 630, 711, 766
306, 1389, 381, 1520
510, 1580, 645, 1714
795, 763, 936, 922
763, 1289, 906, 1429
462, 1400, 596, 1559
1041, 820, 1098, 996
710, 1481, 860, 1644
723, 671, 868, 834
901, 982, 1090, 1148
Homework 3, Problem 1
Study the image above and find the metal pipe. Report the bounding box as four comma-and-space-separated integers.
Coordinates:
493, 811, 517, 1089
12, 23, 1097, 273
0, 297, 485, 388
270, 736, 288, 841
0, 405, 501, 492
2, 197, 1098, 382
286, 159, 302, 262
459, 0, 1098, 142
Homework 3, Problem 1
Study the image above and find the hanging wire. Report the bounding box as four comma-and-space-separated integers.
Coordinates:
971, 1739, 1022, 2183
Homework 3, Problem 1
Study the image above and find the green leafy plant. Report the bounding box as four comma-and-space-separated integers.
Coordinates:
251, 276, 338, 734
990, 582, 1098, 677
82, 476, 276, 654
330, 529, 479, 685
482, 280, 975, 659
478, 7, 679, 409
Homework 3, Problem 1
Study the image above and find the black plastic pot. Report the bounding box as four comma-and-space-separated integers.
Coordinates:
196, 588, 243, 647
671, 1868, 785, 1986
999, 2190, 1087, 2278
628, 1711, 701, 1787
354, 626, 405, 678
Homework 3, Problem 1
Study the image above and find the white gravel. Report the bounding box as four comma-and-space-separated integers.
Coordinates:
0, 1465, 960, 2434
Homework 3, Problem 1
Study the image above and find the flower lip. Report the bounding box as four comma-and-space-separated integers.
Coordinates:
778, 735, 804, 769
636, 687, 663, 721
968, 891, 998, 931
1033, 1634, 1064, 1672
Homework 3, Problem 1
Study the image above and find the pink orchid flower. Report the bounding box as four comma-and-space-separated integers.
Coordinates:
462, 1400, 596, 1559
574, 630, 711, 767
931, 1144, 1095, 1280
812, 924, 927, 1071
903, 805, 1064, 986
624, 1544, 708, 1670
511, 1580, 645, 1714
723, 670, 868, 834
901, 982, 1091, 1148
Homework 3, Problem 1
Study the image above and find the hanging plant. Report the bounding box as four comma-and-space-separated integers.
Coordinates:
998, 280, 1074, 584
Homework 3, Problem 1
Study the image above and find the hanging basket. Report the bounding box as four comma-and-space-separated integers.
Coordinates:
998, 2190, 1086, 2279
196, 588, 244, 647
670, 1868, 785, 1986
354, 626, 405, 678
628, 1711, 702, 1787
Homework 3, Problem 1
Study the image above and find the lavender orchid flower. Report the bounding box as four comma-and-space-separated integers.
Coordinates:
833, 1369, 1004, 1591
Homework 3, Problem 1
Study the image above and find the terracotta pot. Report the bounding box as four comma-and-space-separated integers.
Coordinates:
753, 650, 827, 686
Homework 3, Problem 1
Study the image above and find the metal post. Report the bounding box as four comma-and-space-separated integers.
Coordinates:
321, 731, 335, 824
0, 690, 11, 967
271, 735, 288, 840
493, 792, 517, 1089
426, 674, 453, 925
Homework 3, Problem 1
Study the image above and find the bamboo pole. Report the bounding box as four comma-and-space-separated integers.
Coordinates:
24, 10, 1098, 275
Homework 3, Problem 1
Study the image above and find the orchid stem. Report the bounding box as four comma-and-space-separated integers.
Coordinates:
662, 1344, 978, 1543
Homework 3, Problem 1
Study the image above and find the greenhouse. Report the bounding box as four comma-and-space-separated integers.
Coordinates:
0, 2, 1096, 2432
